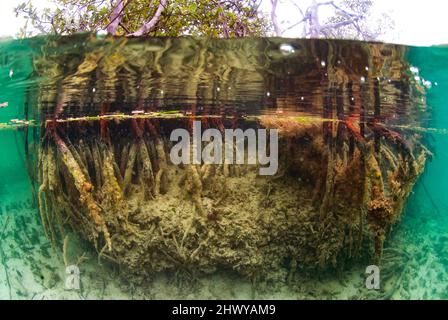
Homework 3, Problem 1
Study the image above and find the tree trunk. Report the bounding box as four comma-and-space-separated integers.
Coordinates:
128, 0, 167, 37
309, 0, 320, 38
107, 0, 125, 35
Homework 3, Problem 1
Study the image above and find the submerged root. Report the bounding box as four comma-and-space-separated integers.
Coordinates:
154, 138, 167, 195
185, 165, 204, 215
319, 151, 336, 220
122, 142, 138, 197
137, 139, 155, 199
37, 150, 50, 239
36, 113, 427, 280
52, 129, 112, 251
38, 146, 60, 245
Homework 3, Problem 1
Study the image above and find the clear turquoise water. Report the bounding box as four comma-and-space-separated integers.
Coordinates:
408, 46, 448, 209
0, 39, 34, 209
392, 46, 448, 298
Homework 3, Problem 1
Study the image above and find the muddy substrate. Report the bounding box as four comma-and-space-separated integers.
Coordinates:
37, 117, 427, 281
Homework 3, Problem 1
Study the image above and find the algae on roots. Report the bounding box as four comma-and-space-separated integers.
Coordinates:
36, 114, 427, 280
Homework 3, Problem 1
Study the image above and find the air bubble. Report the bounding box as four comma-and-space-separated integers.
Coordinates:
410, 66, 419, 74
279, 43, 295, 55
423, 80, 432, 89
96, 29, 108, 36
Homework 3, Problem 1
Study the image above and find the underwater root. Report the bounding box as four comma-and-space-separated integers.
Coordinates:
36, 117, 427, 280
49, 126, 112, 251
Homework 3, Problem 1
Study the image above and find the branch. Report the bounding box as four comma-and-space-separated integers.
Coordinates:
317, 1, 335, 7
282, 16, 307, 34
320, 16, 361, 31
270, 0, 281, 36
127, 0, 167, 37
119, 22, 131, 34
289, 0, 305, 17
107, 0, 125, 35
217, 1, 230, 37
328, 2, 359, 18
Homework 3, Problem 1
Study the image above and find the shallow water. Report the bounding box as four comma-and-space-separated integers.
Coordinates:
0, 34, 447, 299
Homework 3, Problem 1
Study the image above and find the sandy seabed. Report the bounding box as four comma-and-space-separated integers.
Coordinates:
1, 196, 447, 300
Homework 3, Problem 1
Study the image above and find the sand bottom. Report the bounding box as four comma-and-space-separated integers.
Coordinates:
0, 197, 447, 300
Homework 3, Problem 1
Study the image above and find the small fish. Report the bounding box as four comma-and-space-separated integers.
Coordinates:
0, 102, 8, 108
